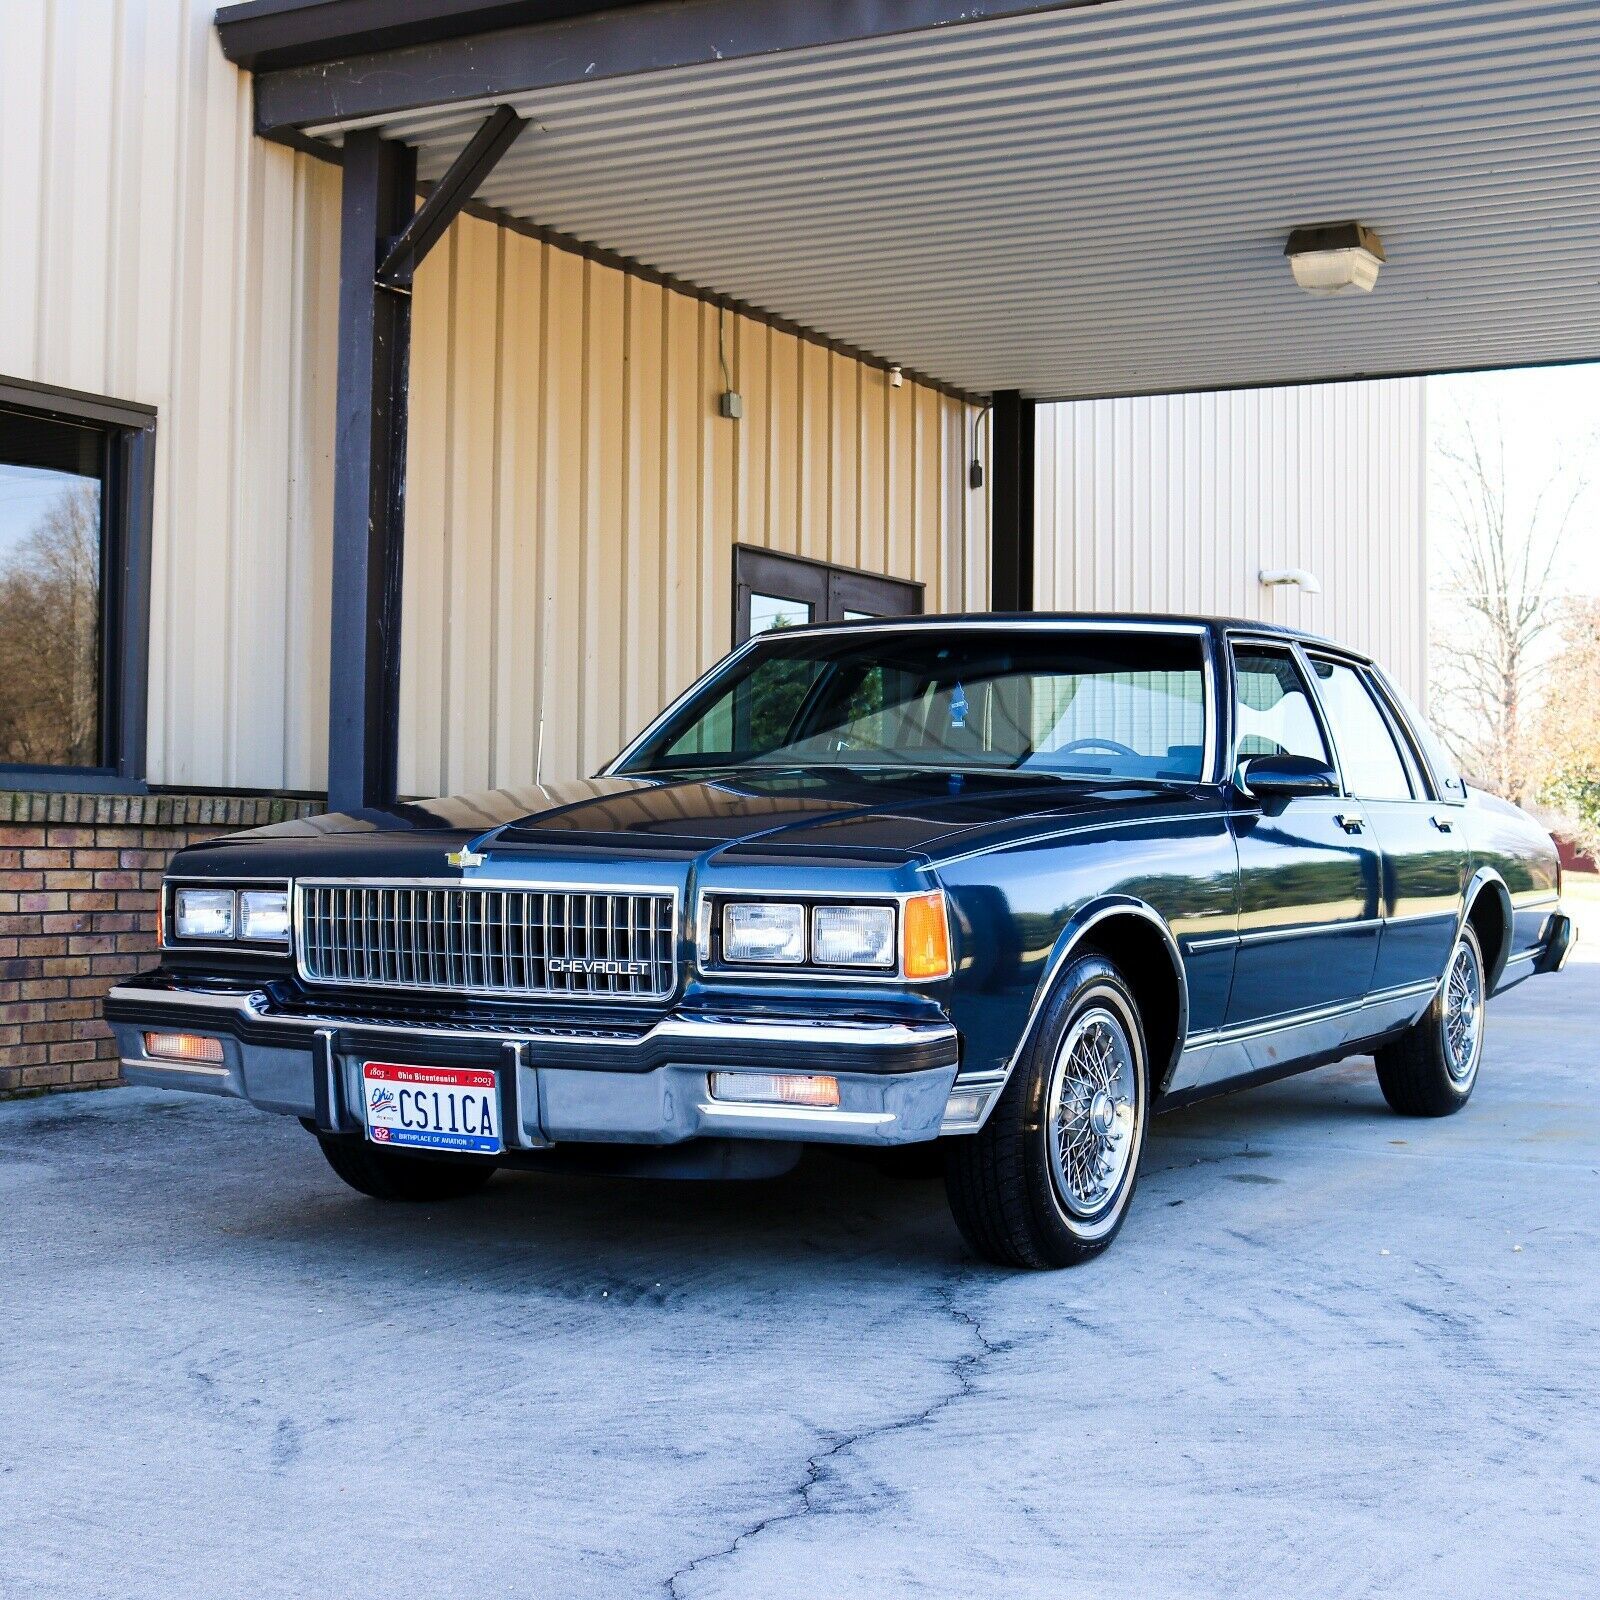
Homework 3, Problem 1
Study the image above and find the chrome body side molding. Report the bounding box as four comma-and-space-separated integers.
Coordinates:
1164, 979, 1438, 1097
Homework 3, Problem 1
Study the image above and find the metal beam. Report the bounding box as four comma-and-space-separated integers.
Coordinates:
328, 130, 417, 813
990, 390, 1035, 613
376, 107, 527, 291
215, 1, 639, 74
246, 0, 1110, 133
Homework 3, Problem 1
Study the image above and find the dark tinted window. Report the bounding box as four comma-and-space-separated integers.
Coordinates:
625, 630, 1209, 780
734, 546, 920, 644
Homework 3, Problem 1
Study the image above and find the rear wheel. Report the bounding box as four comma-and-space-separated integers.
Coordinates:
944, 954, 1149, 1268
315, 1133, 498, 1202
1375, 923, 1486, 1117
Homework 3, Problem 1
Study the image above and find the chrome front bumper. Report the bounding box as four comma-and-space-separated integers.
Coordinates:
106, 980, 963, 1148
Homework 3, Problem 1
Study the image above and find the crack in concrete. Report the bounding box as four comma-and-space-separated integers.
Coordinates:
661, 1279, 1002, 1600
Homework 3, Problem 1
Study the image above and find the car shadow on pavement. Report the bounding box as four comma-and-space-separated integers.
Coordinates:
172, 1056, 1398, 1292
4, 1054, 1430, 1299
220, 1139, 981, 1295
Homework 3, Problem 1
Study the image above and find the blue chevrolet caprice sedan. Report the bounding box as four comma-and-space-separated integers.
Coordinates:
108, 615, 1574, 1267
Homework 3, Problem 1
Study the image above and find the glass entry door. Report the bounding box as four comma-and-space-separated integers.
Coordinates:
733, 545, 922, 643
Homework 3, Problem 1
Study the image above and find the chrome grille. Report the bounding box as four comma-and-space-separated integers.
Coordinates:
295, 882, 677, 1001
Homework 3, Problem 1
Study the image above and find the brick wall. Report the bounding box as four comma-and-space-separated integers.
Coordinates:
0, 791, 322, 1098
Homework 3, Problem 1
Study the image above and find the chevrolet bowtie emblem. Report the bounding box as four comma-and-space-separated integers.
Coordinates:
446, 847, 487, 869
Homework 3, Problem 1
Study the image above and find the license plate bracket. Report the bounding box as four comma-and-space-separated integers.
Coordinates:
361, 1061, 502, 1155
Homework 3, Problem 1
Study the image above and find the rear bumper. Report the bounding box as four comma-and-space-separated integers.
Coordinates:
106, 978, 962, 1148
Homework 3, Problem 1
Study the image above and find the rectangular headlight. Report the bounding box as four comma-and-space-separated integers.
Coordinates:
239, 889, 290, 943
723, 902, 807, 964
812, 904, 896, 968
173, 887, 235, 940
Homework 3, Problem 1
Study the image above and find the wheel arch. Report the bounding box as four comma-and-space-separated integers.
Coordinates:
1460, 868, 1513, 990
1012, 897, 1190, 1098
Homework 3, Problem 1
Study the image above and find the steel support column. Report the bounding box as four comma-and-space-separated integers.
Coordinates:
990, 389, 1035, 612
328, 130, 417, 813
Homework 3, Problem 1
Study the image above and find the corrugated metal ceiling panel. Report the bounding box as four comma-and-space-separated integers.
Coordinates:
307, 0, 1600, 398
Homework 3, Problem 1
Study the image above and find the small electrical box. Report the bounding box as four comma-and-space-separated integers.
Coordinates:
719, 391, 744, 420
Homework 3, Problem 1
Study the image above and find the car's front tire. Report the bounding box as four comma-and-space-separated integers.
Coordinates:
315, 1133, 499, 1202
1375, 923, 1487, 1117
945, 954, 1149, 1268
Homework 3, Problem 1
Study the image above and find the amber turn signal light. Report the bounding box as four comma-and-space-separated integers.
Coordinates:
901, 890, 952, 980
143, 1032, 225, 1066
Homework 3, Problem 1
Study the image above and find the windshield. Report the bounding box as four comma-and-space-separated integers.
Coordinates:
617, 629, 1210, 781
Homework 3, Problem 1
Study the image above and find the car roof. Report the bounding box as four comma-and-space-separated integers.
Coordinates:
766, 610, 1368, 662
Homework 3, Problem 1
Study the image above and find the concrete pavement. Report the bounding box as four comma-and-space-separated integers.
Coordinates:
2, 941, 1596, 1599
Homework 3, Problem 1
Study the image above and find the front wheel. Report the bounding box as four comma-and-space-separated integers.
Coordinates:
944, 954, 1150, 1268
315, 1133, 499, 1202
1375, 923, 1486, 1117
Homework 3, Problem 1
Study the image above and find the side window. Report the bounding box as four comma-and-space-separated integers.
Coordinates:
1378, 675, 1469, 801
1231, 646, 1330, 767
1307, 658, 1415, 800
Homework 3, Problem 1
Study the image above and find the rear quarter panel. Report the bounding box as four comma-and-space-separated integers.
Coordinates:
1464, 789, 1563, 969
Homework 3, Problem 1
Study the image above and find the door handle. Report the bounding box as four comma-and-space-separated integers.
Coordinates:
1430, 814, 1455, 833
1334, 811, 1365, 834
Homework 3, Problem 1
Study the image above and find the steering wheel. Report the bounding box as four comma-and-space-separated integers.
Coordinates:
1054, 737, 1139, 758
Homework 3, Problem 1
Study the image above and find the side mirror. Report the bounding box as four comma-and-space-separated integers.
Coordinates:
1237, 753, 1339, 799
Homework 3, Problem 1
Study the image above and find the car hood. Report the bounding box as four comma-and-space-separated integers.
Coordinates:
178, 769, 1216, 876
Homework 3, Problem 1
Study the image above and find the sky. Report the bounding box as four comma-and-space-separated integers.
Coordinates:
0, 462, 95, 570
1427, 364, 1600, 603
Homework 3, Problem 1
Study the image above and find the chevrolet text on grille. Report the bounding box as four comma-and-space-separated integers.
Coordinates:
294, 882, 677, 1000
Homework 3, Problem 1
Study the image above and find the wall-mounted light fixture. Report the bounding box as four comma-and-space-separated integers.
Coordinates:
889, 365, 904, 388
1285, 221, 1385, 294
1259, 567, 1322, 594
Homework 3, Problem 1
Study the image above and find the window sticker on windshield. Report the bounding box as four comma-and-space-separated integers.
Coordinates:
950, 682, 969, 729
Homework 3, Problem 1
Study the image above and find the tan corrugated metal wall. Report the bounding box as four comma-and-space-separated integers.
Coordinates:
1034, 382, 1428, 697
398, 210, 986, 796
0, 0, 341, 794
5, 2, 1427, 795
0, 2, 985, 796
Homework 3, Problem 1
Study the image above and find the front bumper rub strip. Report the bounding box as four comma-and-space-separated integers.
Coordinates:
106, 980, 959, 1078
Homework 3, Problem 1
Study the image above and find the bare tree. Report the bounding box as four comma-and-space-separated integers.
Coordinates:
1429, 413, 1581, 803
0, 483, 102, 766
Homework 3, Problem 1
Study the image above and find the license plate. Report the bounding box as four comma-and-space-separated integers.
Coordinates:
361, 1062, 502, 1155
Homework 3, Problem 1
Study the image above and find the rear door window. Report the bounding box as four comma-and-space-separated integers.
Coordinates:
1307, 657, 1415, 800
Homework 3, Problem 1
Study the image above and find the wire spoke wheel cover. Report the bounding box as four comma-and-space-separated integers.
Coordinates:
1045, 1003, 1141, 1225
1441, 933, 1484, 1087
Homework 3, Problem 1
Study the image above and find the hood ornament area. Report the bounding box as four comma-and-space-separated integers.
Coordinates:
446, 847, 487, 869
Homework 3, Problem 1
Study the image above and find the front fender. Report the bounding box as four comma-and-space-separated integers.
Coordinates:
950, 891, 1189, 1107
